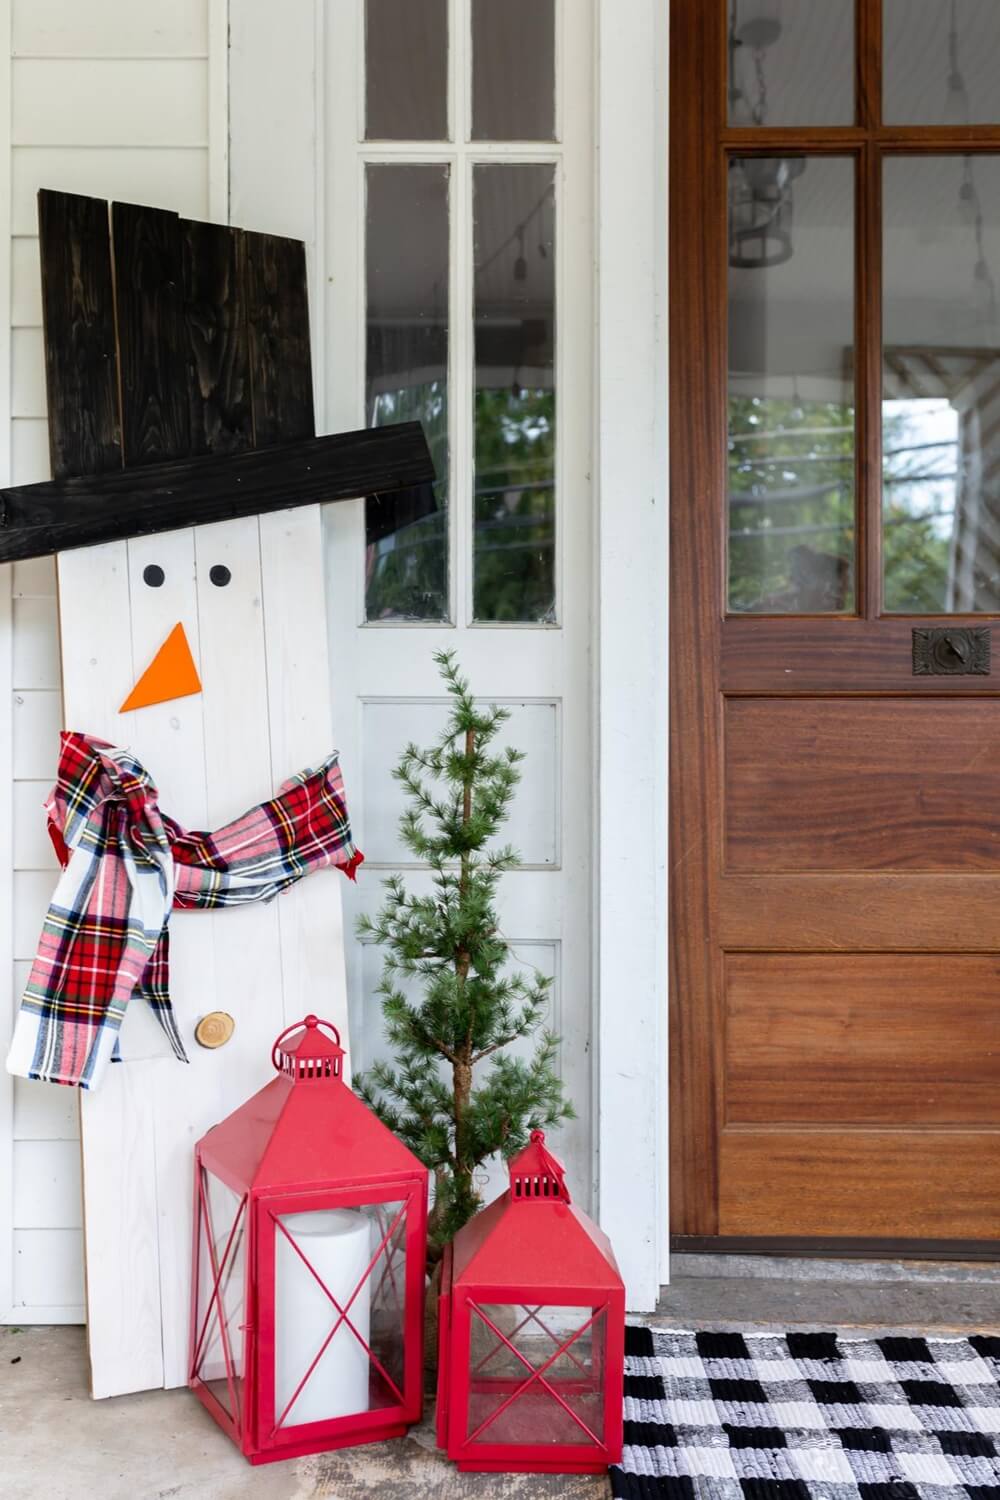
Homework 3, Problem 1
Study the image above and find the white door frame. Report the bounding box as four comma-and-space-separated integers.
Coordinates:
228, 0, 669, 1310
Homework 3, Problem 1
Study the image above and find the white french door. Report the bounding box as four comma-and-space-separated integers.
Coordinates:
322, 0, 596, 1202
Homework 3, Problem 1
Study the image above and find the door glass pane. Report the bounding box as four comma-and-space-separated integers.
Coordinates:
883, 156, 1000, 613
366, 164, 449, 622
365, 0, 448, 140
472, 0, 556, 142
885, 0, 1000, 125
727, 1, 854, 127
728, 156, 856, 612
473, 164, 556, 623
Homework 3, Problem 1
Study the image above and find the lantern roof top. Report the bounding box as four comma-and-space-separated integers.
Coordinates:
196, 1016, 427, 1193
450, 1132, 623, 1292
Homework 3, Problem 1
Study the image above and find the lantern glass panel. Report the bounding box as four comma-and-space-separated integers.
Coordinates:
272, 1199, 409, 1431
466, 1303, 608, 1447
192, 1169, 248, 1422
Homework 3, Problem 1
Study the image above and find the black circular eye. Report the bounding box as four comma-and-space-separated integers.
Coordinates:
209, 564, 231, 588
143, 565, 165, 588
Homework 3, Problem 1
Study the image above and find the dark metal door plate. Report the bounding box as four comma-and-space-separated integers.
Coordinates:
912, 626, 991, 675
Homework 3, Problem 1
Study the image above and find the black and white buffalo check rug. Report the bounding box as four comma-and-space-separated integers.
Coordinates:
614, 1326, 1000, 1499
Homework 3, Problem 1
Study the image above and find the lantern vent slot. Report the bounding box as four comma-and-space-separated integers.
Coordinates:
512, 1172, 564, 1200
278, 1053, 342, 1082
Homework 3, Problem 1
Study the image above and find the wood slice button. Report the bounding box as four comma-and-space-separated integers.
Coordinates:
195, 1012, 235, 1049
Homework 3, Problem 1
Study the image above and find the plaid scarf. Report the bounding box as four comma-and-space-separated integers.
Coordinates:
6, 732, 362, 1091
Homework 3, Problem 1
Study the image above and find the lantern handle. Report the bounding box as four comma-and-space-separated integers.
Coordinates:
270, 1014, 342, 1072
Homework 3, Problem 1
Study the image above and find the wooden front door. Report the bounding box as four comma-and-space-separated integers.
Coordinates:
671, 0, 1000, 1250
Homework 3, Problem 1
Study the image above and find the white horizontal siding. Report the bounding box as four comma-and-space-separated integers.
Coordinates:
13, 60, 208, 147
13, 0, 208, 59
1, 0, 217, 1326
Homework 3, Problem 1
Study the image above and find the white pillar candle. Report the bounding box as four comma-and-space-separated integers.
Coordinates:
275, 1208, 371, 1425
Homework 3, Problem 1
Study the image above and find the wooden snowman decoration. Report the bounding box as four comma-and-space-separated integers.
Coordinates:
3, 191, 431, 1398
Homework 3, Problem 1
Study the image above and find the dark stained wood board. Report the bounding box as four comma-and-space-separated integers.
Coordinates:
112, 200, 192, 465
181, 218, 253, 456
0, 422, 434, 562
243, 230, 314, 446
16, 189, 434, 561
36, 188, 318, 480
37, 191, 121, 479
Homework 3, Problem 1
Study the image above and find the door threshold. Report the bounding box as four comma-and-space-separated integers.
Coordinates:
672, 1235, 1000, 1263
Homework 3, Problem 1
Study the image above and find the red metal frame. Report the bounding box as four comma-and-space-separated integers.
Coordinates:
436, 1132, 626, 1475
188, 1016, 430, 1466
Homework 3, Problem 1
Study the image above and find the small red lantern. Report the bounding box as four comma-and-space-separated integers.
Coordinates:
436, 1130, 625, 1474
189, 1015, 429, 1465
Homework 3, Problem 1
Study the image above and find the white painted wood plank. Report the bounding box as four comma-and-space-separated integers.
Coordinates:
0, 565, 14, 1325
13, 1077, 78, 1140
156, 519, 284, 1388
11, 417, 49, 484
13, 690, 62, 778
13, 0, 208, 58
11, 236, 40, 327
59, 543, 164, 1392
12, 557, 56, 597
13, 59, 208, 148
596, 0, 669, 1307
12, 871, 54, 962
259, 508, 351, 1076
10, 325, 44, 416
12, 146, 209, 234
12, 1230, 85, 1311
12, 780, 56, 869
13, 1140, 81, 1227
11, 596, 59, 689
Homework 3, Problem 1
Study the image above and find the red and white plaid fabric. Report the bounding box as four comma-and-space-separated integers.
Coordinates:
6, 731, 362, 1090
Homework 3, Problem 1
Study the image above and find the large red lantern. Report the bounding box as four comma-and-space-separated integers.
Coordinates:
435, 1131, 625, 1474
189, 1015, 429, 1465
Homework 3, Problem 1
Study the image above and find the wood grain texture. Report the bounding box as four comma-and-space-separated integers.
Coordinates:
668, 0, 726, 1236
725, 697, 1000, 871
112, 200, 191, 465
243, 230, 314, 446
180, 219, 252, 456
722, 618, 1000, 693
720, 874, 1000, 950
725, 953, 1000, 1126
37, 189, 120, 479
719, 1130, 1000, 1239
0, 423, 435, 561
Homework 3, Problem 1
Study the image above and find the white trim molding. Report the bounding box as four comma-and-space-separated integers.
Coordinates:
594, 0, 670, 1309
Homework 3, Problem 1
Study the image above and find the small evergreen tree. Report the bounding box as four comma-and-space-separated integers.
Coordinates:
356, 650, 574, 1257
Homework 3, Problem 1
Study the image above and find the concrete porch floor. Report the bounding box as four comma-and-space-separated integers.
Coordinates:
5, 1256, 1000, 1500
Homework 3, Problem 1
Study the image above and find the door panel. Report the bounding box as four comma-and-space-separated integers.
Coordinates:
725, 697, 1000, 871
725, 952, 1000, 1126
719, 1133, 1000, 1239
671, 0, 1000, 1248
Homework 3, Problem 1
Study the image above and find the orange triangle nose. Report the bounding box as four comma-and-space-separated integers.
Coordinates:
119, 622, 202, 713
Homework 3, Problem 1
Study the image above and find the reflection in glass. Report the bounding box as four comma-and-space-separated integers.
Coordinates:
467, 1303, 606, 1446
883, 156, 1000, 613
727, 0, 853, 128
473, 165, 556, 623
472, 0, 555, 142
728, 157, 856, 612
365, 0, 448, 140
884, 0, 1000, 126
366, 164, 449, 622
